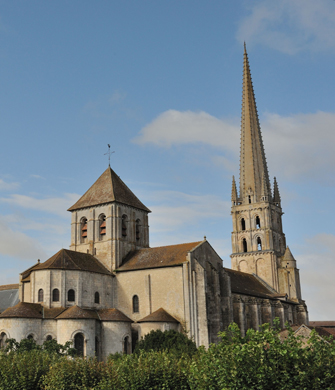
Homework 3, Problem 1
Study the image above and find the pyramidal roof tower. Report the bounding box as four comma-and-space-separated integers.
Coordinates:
239, 43, 271, 204
68, 166, 150, 271
230, 46, 306, 315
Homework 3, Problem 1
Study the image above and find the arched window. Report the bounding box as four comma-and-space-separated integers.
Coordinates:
257, 237, 262, 251
27, 334, 34, 340
94, 292, 100, 304
248, 195, 251, 204
132, 295, 139, 313
255, 216, 261, 229
46, 335, 53, 341
38, 289, 44, 302
68, 289, 75, 302
242, 238, 247, 253
99, 214, 106, 240
0, 332, 7, 349
241, 218, 246, 231
74, 333, 84, 357
122, 215, 128, 237
135, 219, 141, 241
123, 336, 129, 354
52, 289, 60, 302
81, 217, 88, 243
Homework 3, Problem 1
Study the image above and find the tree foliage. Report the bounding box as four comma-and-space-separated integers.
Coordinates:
2, 322, 335, 389
134, 329, 198, 357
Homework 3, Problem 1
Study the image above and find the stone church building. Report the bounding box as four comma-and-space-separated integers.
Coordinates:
0, 47, 308, 359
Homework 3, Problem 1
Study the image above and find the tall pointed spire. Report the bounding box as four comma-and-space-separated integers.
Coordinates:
239, 44, 271, 203
273, 177, 281, 205
231, 175, 238, 203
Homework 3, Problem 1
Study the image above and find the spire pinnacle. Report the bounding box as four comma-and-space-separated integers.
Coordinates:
239, 46, 271, 203
273, 177, 281, 205
231, 175, 238, 203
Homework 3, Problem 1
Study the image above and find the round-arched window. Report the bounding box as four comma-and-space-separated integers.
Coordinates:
74, 333, 84, 357
38, 289, 44, 302
132, 295, 139, 313
52, 288, 60, 302
68, 289, 75, 302
94, 292, 100, 304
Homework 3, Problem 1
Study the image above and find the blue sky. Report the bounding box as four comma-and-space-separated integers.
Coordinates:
0, 0, 334, 320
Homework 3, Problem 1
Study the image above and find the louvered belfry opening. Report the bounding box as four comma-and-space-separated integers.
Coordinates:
99, 214, 106, 239
81, 217, 88, 243
135, 219, 140, 241
122, 214, 127, 237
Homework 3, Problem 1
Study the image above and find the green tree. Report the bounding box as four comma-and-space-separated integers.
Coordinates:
134, 329, 197, 357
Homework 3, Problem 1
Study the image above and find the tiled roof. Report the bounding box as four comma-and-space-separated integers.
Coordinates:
21, 249, 111, 279
44, 307, 67, 319
309, 321, 335, 328
0, 284, 19, 291
137, 308, 179, 323
0, 288, 20, 313
224, 268, 276, 299
0, 302, 43, 319
68, 167, 150, 212
56, 305, 100, 320
117, 241, 202, 272
98, 308, 132, 322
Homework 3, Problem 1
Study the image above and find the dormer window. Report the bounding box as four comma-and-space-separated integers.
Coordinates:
99, 214, 106, 240
136, 219, 141, 241
122, 215, 128, 237
81, 217, 88, 243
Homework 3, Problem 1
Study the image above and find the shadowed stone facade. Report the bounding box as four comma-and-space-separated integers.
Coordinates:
0, 46, 308, 359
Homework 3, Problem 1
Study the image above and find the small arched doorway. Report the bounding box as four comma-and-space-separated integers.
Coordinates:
74, 333, 84, 357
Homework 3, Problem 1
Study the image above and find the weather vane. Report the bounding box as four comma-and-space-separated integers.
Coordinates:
104, 144, 115, 167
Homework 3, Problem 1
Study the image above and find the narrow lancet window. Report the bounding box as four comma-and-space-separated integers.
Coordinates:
242, 238, 247, 253
95, 292, 100, 304
256, 216, 261, 229
241, 218, 246, 231
257, 237, 262, 251
133, 295, 139, 313
38, 289, 44, 302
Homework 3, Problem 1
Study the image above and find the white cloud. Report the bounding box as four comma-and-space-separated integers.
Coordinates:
298, 233, 335, 320
149, 190, 230, 228
237, 0, 335, 54
0, 193, 80, 218
0, 217, 46, 261
133, 109, 239, 151
0, 179, 19, 191
134, 109, 335, 183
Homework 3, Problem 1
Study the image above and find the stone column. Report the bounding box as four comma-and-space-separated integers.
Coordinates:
297, 302, 309, 325
233, 295, 246, 336
247, 297, 260, 331
261, 299, 273, 325
274, 301, 285, 328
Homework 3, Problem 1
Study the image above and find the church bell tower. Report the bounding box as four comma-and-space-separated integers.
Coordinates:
230, 45, 302, 302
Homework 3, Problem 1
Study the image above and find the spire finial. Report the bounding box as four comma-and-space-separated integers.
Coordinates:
273, 177, 281, 205
244, 41, 247, 53
231, 175, 238, 203
104, 144, 115, 167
